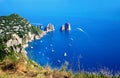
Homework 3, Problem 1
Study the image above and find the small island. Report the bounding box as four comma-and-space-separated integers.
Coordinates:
60, 23, 71, 31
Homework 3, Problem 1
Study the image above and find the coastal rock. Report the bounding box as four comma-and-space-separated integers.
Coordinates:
44, 23, 55, 32
6, 34, 22, 47
23, 44, 28, 48
20, 48, 27, 57
60, 23, 71, 31
60, 25, 65, 31
39, 31, 46, 37
28, 32, 34, 42
65, 23, 71, 31
34, 35, 40, 40
34, 31, 46, 40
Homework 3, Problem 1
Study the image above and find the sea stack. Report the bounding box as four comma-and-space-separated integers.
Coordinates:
60, 23, 71, 31
44, 23, 55, 32
65, 23, 71, 31
60, 25, 65, 31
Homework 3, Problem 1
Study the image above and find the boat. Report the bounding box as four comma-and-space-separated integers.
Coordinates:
64, 52, 67, 57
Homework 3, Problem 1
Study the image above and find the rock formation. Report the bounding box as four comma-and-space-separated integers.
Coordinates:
65, 23, 71, 31
60, 23, 71, 31
44, 23, 55, 32
6, 34, 22, 47
60, 25, 65, 31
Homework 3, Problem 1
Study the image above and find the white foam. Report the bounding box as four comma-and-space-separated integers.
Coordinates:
77, 27, 89, 37
77, 27, 85, 33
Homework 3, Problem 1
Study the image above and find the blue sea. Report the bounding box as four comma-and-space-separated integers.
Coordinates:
26, 17, 120, 73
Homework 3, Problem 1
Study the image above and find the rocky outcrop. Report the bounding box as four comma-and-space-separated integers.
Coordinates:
60, 25, 65, 31
44, 23, 55, 32
65, 23, 71, 31
20, 48, 27, 57
1, 14, 54, 59
60, 23, 71, 31
6, 34, 22, 47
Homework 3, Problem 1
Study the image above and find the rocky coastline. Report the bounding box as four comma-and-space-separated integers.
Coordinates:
0, 14, 55, 58
6, 23, 54, 58
0, 14, 119, 78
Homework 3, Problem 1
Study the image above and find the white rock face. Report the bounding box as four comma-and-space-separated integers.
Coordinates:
22, 44, 28, 48
6, 34, 22, 47
21, 48, 27, 57
16, 47, 21, 53
44, 23, 55, 32
28, 32, 35, 42
5, 29, 47, 57
60, 25, 65, 31
28, 32, 32, 39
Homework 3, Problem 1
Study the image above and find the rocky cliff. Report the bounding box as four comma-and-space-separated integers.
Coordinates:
0, 14, 45, 59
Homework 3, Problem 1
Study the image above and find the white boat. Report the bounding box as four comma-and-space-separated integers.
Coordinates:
31, 46, 33, 49
52, 49, 54, 52
57, 60, 61, 63
64, 52, 67, 57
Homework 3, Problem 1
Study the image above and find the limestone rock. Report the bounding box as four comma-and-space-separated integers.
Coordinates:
60, 25, 65, 31
6, 34, 22, 47
44, 23, 55, 32
65, 23, 71, 31
60, 23, 71, 31
20, 48, 27, 57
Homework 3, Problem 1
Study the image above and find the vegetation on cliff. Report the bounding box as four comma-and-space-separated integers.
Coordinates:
0, 14, 42, 60
0, 14, 119, 78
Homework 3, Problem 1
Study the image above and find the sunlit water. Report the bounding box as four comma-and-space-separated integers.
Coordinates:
26, 18, 120, 73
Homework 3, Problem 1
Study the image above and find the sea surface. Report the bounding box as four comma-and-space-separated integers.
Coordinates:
26, 17, 120, 73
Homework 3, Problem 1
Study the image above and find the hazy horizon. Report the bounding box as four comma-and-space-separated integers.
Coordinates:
0, 0, 120, 20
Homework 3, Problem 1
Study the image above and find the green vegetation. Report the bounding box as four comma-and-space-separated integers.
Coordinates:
31, 26, 43, 35
0, 14, 119, 78
0, 13, 43, 66
0, 13, 42, 38
0, 38, 7, 61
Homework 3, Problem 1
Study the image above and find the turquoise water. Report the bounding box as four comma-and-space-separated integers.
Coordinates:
26, 18, 120, 73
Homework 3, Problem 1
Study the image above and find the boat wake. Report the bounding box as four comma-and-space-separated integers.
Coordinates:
77, 27, 89, 37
